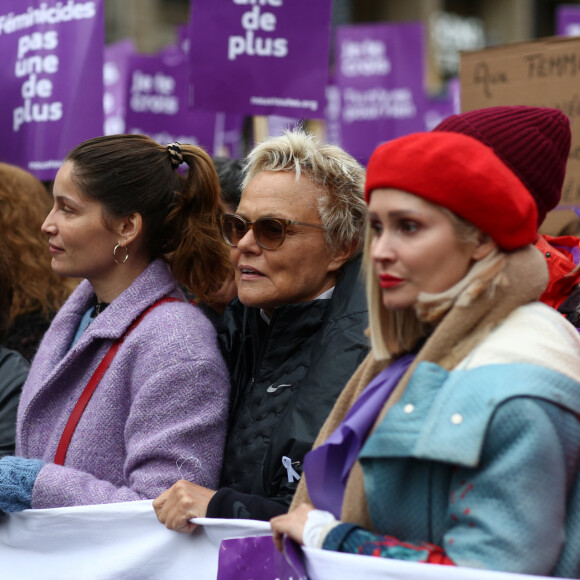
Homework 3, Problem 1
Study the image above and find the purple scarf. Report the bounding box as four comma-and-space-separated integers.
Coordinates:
303, 353, 415, 518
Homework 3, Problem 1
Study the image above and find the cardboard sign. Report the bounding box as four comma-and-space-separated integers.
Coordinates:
460, 35, 580, 234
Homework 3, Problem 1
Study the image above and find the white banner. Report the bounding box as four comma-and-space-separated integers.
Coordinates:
0, 500, 560, 580
0, 500, 270, 580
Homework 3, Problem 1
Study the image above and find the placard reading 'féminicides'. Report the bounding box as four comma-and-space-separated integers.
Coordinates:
0, 0, 104, 180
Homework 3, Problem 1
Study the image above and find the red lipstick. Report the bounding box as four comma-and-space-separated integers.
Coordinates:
379, 274, 404, 289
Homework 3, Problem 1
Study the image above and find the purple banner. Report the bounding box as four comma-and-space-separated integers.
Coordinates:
0, 0, 104, 180
188, 0, 332, 119
331, 22, 427, 165
125, 45, 243, 157
217, 536, 307, 580
556, 5, 580, 37
104, 38, 135, 135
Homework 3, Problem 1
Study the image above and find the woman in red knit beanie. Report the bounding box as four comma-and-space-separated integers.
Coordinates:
433, 105, 580, 326
271, 131, 580, 577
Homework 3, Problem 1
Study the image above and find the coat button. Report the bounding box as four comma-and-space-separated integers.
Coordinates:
403, 403, 415, 414
451, 413, 463, 425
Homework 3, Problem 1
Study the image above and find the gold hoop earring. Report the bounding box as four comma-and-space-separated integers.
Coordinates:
113, 244, 129, 264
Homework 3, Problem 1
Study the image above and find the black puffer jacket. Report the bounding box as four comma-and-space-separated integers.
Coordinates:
208, 257, 369, 520
0, 347, 29, 457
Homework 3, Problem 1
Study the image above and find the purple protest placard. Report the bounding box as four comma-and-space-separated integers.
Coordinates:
332, 22, 426, 165
188, 0, 332, 119
325, 82, 342, 149
104, 38, 135, 136
177, 23, 189, 54
267, 115, 301, 137
556, 5, 580, 37
214, 111, 245, 159
0, 0, 104, 180
125, 45, 243, 157
424, 77, 461, 131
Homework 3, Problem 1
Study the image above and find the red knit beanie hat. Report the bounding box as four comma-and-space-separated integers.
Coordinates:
365, 132, 538, 251
433, 106, 571, 225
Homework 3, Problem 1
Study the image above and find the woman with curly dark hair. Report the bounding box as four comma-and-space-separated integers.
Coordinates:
0, 163, 77, 361
0, 247, 29, 457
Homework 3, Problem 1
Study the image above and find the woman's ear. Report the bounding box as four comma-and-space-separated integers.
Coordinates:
472, 233, 498, 261
327, 240, 357, 273
116, 213, 143, 246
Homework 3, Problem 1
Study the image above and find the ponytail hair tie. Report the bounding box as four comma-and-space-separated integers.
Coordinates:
167, 142, 184, 169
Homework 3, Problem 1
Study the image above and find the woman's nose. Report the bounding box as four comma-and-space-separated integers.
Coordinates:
236, 226, 261, 254
41, 208, 56, 236
371, 231, 396, 262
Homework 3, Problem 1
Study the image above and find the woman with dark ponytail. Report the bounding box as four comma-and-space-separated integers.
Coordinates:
0, 134, 231, 511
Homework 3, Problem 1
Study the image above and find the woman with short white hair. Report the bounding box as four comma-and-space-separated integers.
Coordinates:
155, 128, 369, 528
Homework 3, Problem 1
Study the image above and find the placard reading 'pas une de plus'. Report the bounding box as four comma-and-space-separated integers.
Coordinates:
188, 0, 332, 119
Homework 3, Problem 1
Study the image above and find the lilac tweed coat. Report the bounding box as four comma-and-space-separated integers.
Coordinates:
16, 259, 230, 509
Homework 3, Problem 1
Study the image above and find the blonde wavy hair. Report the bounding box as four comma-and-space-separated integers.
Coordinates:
0, 163, 75, 325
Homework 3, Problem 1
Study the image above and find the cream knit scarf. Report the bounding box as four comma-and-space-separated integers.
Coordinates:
291, 245, 548, 529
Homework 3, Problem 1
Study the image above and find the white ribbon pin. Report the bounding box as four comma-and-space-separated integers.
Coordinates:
282, 456, 301, 483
